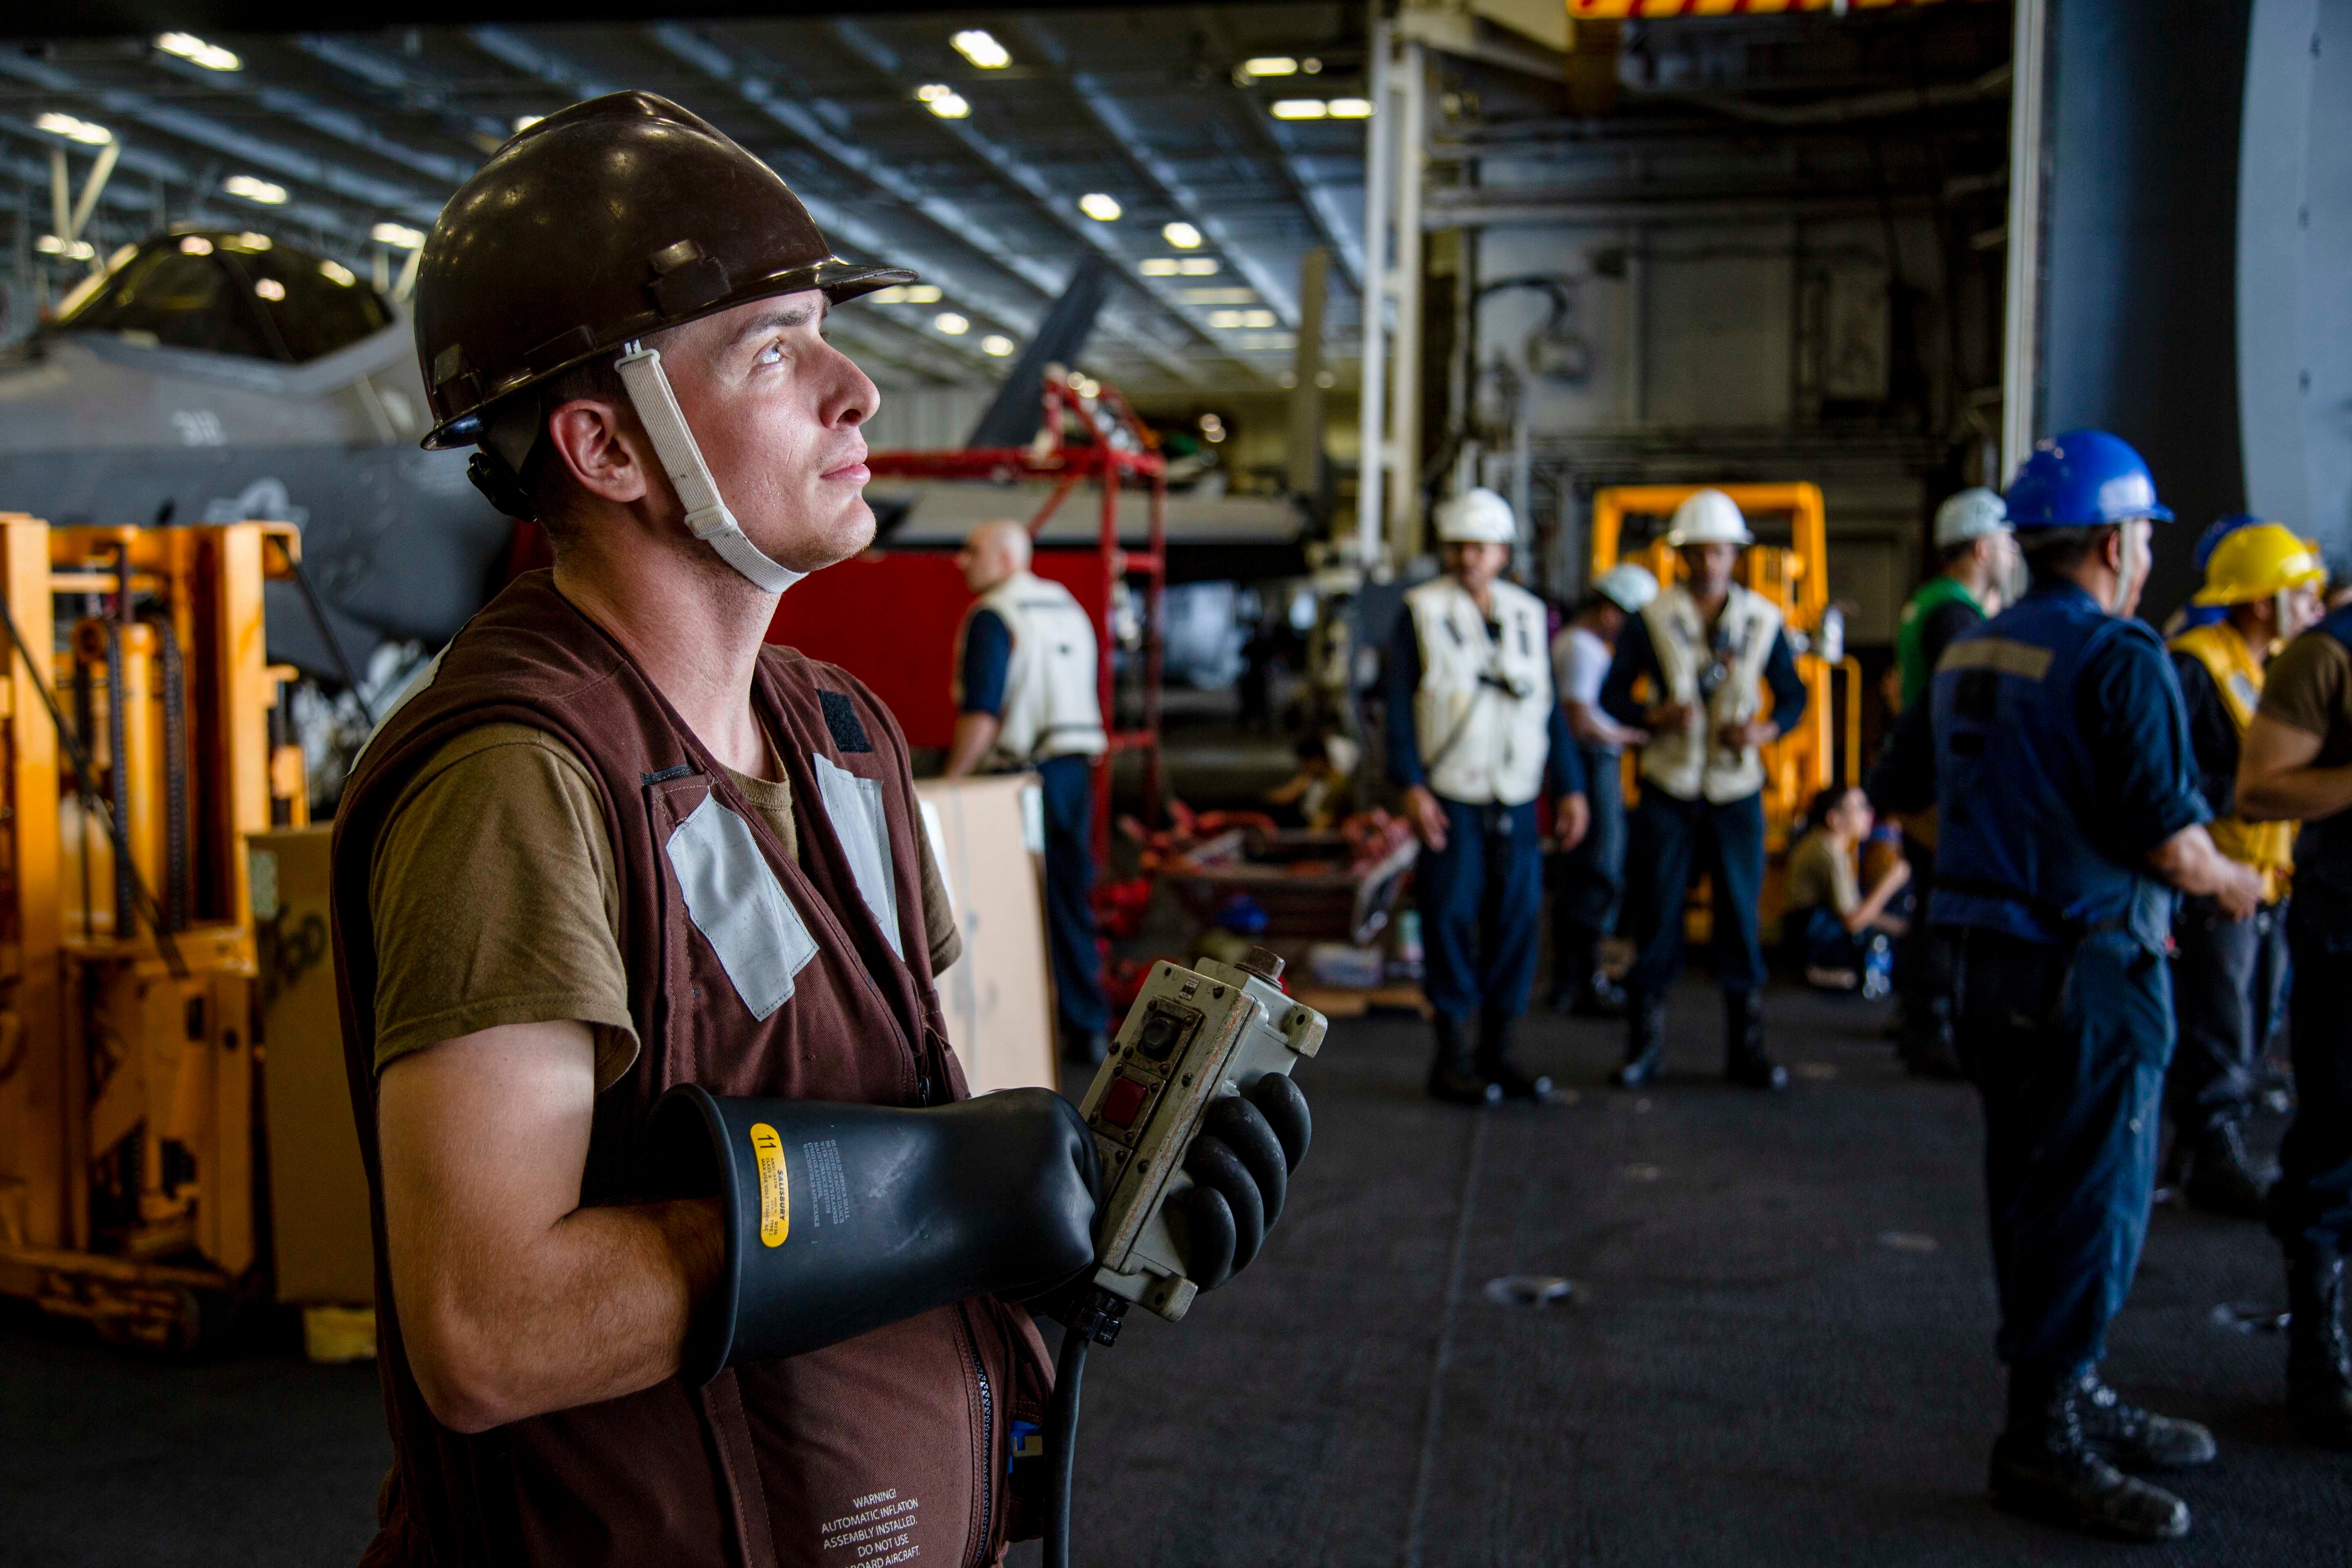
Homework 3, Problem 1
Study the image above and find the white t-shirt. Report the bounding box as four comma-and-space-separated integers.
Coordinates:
1553, 626, 1614, 706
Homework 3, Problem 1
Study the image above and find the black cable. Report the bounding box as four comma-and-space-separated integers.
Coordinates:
1044, 1286, 1127, 1568
0, 595, 187, 978
269, 535, 375, 725
1043, 1321, 1090, 1568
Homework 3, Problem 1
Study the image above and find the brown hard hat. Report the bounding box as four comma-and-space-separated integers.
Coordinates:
414, 91, 913, 450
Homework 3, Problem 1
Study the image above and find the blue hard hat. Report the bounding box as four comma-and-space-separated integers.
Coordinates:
2003, 429, 2175, 528
2194, 513, 2262, 572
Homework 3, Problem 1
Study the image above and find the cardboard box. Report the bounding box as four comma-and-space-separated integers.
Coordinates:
914, 774, 1059, 1095
250, 826, 374, 1305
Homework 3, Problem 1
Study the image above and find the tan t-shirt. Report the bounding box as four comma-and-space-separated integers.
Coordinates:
2258, 632, 2352, 758
1784, 828, 1860, 918
368, 723, 960, 1088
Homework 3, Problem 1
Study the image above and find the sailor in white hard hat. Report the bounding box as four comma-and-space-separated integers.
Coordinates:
1880, 485, 2015, 1080
1383, 488, 1590, 1105
1548, 561, 1659, 1016
1597, 489, 1809, 1090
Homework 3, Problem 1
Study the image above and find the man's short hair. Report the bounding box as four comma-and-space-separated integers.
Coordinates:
2019, 523, 2117, 579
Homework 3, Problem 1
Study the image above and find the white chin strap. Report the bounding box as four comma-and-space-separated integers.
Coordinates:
612, 341, 805, 595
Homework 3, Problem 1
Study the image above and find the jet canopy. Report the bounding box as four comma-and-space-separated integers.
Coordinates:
53, 231, 394, 365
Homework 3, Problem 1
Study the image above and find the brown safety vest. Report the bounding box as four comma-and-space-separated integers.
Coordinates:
330, 571, 1051, 1568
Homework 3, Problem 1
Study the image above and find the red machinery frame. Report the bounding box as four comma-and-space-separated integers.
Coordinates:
782, 372, 1167, 864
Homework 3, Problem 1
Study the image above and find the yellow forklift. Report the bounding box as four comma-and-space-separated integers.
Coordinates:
0, 517, 326, 1350
1590, 482, 1865, 940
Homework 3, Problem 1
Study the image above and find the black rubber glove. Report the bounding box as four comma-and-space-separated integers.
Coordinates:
648, 1085, 1101, 1385
1163, 1074, 1312, 1292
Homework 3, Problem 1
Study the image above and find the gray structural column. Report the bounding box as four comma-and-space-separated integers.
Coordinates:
2239, 0, 2352, 567
2030, 0, 2254, 617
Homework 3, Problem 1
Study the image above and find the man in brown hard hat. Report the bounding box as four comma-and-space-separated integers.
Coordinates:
328, 94, 1303, 1567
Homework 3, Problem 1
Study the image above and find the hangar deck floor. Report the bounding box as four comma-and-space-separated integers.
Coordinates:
2, 982, 2343, 1567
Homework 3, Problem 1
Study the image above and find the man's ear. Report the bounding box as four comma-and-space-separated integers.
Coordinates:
546, 398, 652, 507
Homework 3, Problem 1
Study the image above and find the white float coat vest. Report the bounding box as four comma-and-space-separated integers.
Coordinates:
1637, 581, 1785, 804
955, 570, 1108, 766
1404, 575, 1554, 806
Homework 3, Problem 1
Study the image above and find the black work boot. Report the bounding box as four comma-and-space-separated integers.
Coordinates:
1722, 989, 1787, 1091
1553, 934, 1627, 1018
1427, 1015, 1501, 1107
2286, 1245, 2352, 1447
2072, 1369, 2217, 1470
1989, 1366, 2191, 1541
2182, 1122, 2277, 1220
1476, 1011, 1555, 1103
1611, 990, 1666, 1087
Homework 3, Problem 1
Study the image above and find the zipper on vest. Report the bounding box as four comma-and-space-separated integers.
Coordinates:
961, 1306, 996, 1566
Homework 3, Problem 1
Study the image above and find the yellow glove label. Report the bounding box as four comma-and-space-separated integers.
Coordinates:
750, 1123, 789, 1247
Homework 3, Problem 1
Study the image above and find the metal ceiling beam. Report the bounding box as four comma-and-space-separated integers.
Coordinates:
0, 51, 444, 223
643, 22, 1050, 337
1013, 20, 1306, 327
826, 19, 1212, 386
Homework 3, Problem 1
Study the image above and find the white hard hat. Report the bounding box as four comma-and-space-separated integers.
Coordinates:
1433, 487, 1518, 545
1664, 488, 1754, 547
1933, 486, 2010, 548
1592, 562, 1659, 614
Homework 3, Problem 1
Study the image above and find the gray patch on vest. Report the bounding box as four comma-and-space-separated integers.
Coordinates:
664, 795, 818, 1020
813, 753, 902, 960
350, 644, 449, 771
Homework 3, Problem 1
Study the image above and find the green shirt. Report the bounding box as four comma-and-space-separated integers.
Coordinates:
1896, 575, 1987, 708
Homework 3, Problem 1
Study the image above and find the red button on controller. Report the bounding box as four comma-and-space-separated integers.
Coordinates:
1099, 1075, 1150, 1129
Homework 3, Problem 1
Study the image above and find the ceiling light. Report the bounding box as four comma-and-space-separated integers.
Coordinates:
1303, 58, 1323, 74
35, 235, 97, 260
1328, 98, 1374, 119
228, 232, 271, 251
254, 277, 287, 302
1078, 193, 1123, 223
1071, 374, 1099, 398
1178, 258, 1221, 276
1315, 369, 1336, 388
906, 284, 942, 303
372, 221, 425, 249
319, 260, 356, 287
933, 312, 969, 335
1209, 309, 1281, 330
514, 115, 544, 133
1243, 57, 1298, 77
1163, 221, 1203, 249
924, 91, 971, 120
867, 285, 908, 303
225, 174, 288, 206
1270, 100, 1328, 120
36, 112, 113, 146
179, 235, 214, 256
1139, 258, 1180, 277
157, 32, 241, 72
951, 29, 1011, 69
982, 334, 1016, 357
1182, 288, 1256, 305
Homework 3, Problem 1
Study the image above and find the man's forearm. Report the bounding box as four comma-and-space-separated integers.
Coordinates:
409, 1197, 724, 1432
2236, 760, 2352, 822
2145, 824, 2243, 899
942, 712, 1000, 778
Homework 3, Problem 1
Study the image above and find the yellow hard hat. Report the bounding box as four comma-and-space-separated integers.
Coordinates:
2192, 522, 2327, 606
